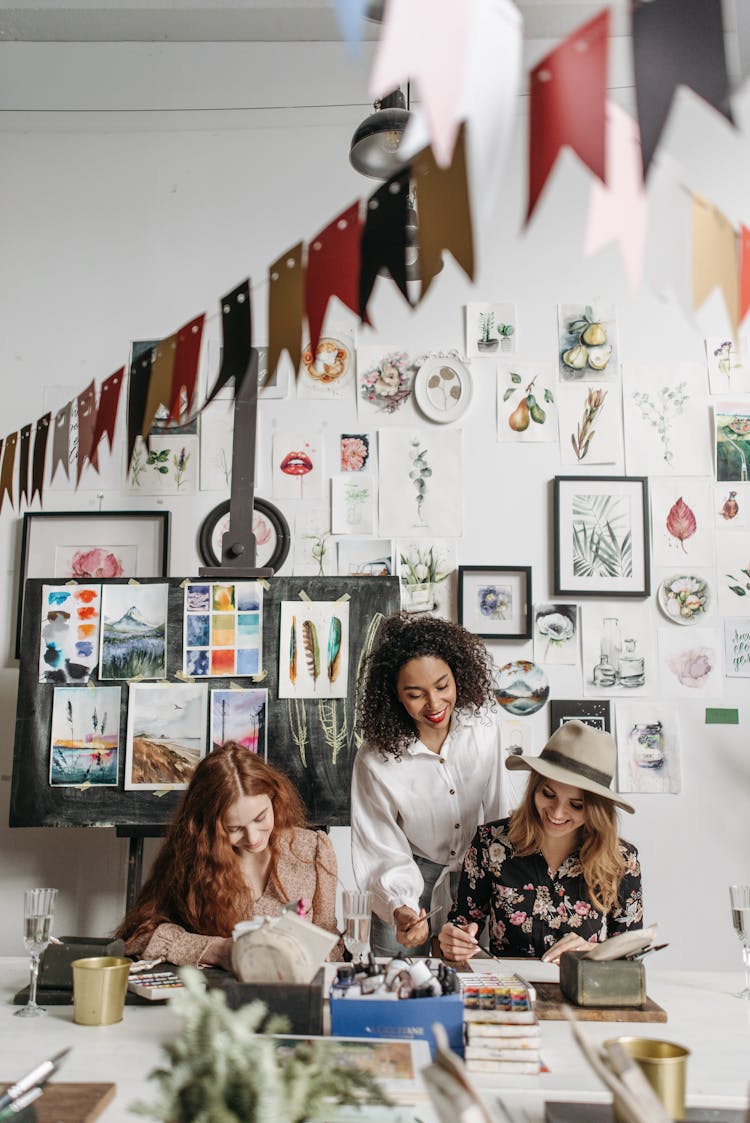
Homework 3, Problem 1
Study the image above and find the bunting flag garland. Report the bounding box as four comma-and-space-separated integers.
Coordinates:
411, 124, 474, 303
170, 314, 205, 419
0, 431, 18, 512
267, 245, 305, 382
50, 401, 73, 483
740, 225, 750, 326
76, 380, 98, 483
127, 346, 154, 468
30, 412, 51, 506
359, 170, 411, 322
371, 0, 469, 168
18, 424, 32, 508
632, 0, 733, 177
205, 280, 253, 404
305, 202, 363, 355
583, 102, 647, 292
89, 368, 124, 465
526, 8, 609, 225
691, 193, 739, 338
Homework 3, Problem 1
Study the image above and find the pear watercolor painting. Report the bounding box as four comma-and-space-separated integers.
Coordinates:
557, 303, 618, 381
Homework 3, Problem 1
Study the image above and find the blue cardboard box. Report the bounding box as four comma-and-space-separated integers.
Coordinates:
329, 991, 464, 1058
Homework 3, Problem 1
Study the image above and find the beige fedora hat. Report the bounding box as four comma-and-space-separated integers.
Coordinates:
505, 719, 634, 814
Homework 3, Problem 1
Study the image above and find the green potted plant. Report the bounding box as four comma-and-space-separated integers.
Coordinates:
477, 311, 499, 353
132, 969, 391, 1123
497, 322, 515, 352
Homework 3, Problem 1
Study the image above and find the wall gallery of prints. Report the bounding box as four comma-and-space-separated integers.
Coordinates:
20, 299, 750, 804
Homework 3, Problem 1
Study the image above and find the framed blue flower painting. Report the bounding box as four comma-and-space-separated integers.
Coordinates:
458, 565, 532, 640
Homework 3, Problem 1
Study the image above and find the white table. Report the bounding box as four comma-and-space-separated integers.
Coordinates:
1, 957, 748, 1122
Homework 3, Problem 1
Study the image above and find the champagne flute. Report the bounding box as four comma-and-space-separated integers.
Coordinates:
15, 888, 58, 1018
342, 890, 372, 964
729, 884, 750, 1000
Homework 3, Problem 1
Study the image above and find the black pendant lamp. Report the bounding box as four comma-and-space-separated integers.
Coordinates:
349, 88, 411, 179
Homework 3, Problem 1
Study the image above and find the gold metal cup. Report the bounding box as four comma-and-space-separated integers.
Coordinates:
606, 1036, 690, 1121
71, 956, 131, 1026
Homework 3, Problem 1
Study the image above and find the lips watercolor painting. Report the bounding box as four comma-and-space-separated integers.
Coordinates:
272, 431, 324, 500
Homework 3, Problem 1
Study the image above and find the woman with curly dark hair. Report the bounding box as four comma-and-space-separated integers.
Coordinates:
352, 612, 506, 956
116, 744, 339, 969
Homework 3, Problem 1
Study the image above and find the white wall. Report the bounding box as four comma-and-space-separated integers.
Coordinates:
0, 38, 747, 970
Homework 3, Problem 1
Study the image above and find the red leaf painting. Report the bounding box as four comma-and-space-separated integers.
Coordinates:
666, 496, 696, 553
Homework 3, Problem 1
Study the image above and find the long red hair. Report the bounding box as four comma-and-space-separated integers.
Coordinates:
116, 744, 308, 942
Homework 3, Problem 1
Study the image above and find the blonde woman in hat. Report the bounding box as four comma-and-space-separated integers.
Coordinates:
439, 720, 642, 964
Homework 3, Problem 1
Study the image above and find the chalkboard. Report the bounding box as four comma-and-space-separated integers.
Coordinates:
9, 575, 400, 829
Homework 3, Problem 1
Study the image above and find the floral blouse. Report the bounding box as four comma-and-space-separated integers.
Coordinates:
447, 817, 643, 958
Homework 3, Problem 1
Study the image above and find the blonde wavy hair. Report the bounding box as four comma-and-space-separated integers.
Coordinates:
507, 772, 626, 915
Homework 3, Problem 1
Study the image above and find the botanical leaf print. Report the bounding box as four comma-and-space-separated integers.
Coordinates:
572, 493, 633, 578
666, 496, 696, 553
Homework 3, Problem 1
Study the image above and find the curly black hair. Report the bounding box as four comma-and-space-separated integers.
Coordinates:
356, 612, 495, 759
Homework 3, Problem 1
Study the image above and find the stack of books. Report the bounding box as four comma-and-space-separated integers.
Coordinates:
458, 972, 541, 1074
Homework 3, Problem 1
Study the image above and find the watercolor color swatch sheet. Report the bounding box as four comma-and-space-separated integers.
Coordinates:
39, 583, 101, 684
183, 581, 263, 678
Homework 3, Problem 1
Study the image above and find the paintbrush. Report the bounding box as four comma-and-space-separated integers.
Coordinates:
402, 905, 444, 933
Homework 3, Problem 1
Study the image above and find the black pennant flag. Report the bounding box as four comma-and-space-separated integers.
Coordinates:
204, 280, 252, 406
18, 424, 32, 507
359, 170, 412, 323
127, 345, 155, 468
31, 413, 51, 506
632, 0, 733, 175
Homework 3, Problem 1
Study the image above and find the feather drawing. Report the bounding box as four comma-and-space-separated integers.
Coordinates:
327, 616, 342, 682
289, 616, 297, 687
302, 619, 320, 687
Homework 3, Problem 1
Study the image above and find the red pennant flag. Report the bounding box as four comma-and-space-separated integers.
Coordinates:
18, 424, 32, 507
170, 314, 205, 420
76, 380, 98, 483
90, 368, 125, 467
527, 8, 609, 224
305, 203, 362, 355
0, 431, 18, 512
30, 413, 51, 506
740, 225, 750, 325
268, 244, 306, 381
632, 0, 733, 177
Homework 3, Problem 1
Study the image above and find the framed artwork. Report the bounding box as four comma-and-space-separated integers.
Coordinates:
554, 475, 650, 597
198, 498, 291, 573
15, 510, 170, 659
549, 699, 611, 734
458, 565, 531, 639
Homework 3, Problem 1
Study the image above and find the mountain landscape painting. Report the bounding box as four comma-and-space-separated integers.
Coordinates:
99, 583, 168, 680
125, 682, 207, 789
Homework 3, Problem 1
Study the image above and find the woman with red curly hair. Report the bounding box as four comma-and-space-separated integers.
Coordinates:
116, 744, 339, 969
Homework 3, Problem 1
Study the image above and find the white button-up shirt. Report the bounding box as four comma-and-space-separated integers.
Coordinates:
351, 707, 507, 924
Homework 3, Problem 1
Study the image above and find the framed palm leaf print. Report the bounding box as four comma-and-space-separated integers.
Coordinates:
554, 475, 650, 597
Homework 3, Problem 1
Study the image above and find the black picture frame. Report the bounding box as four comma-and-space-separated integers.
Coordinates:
458, 565, 532, 639
549, 699, 611, 734
553, 475, 651, 598
15, 510, 170, 660
198, 497, 291, 573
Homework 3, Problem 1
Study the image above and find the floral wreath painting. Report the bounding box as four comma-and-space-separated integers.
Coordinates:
357, 347, 415, 420
557, 303, 618, 381
533, 603, 578, 666
340, 433, 371, 472
714, 402, 750, 482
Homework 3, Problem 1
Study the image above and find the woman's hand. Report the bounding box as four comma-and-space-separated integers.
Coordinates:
541, 932, 592, 964
393, 906, 429, 948
200, 936, 234, 971
438, 921, 479, 962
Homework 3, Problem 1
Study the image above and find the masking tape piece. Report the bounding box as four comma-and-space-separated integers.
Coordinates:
251, 671, 268, 683
127, 673, 145, 683
77, 781, 92, 791
336, 593, 351, 603
153, 787, 174, 797
298, 590, 312, 603
65, 579, 78, 586
174, 671, 194, 683
259, 579, 270, 591
127, 578, 142, 586
179, 578, 191, 588
229, 681, 245, 691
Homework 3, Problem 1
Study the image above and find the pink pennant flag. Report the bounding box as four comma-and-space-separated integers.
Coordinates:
370, 0, 469, 168
584, 102, 648, 292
